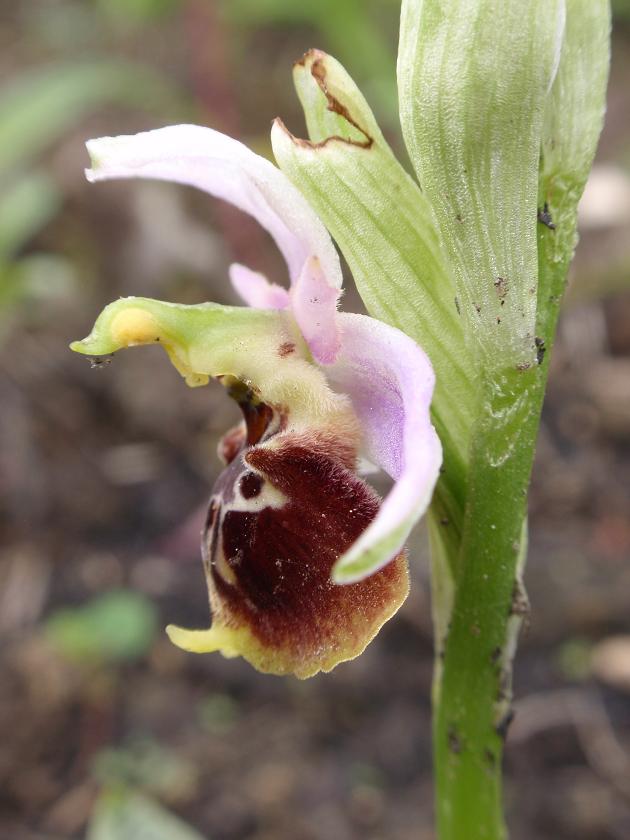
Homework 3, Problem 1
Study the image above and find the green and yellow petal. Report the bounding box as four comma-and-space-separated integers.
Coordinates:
72, 297, 409, 678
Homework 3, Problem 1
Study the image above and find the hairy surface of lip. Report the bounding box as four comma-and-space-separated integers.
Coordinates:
202, 394, 409, 676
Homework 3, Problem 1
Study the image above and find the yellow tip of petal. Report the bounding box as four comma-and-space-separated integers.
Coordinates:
111, 308, 161, 346
165, 624, 243, 658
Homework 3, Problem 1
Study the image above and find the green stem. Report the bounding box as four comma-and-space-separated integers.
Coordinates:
431, 214, 568, 840
433, 370, 540, 839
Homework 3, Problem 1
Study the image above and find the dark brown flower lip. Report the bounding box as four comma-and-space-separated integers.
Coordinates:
202, 433, 408, 675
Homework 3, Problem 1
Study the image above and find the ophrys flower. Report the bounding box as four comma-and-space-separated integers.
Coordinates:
72, 124, 441, 677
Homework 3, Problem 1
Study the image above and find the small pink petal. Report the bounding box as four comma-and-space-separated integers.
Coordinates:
229, 263, 290, 310
85, 125, 342, 292
328, 314, 442, 579
290, 256, 341, 365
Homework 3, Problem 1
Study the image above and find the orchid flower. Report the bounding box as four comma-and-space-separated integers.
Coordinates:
71, 124, 442, 678
68, 6, 611, 832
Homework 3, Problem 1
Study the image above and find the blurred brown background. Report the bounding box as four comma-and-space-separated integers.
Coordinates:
1, 2, 630, 838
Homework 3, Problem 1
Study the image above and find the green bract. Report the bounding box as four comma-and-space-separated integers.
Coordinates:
398, 0, 565, 369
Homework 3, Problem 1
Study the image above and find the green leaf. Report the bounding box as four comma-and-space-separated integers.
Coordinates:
46, 590, 158, 664
0, 254, 76, 316
537, 0, 611, 343
96, 0, 180, 28
542, 1, 610, 190
398, 0, 565, 368
0, 61, 183, 177
88, 790, 206, 840
426, 509, 455, 703
0, 172, 60, 259
93, 738, 197, 800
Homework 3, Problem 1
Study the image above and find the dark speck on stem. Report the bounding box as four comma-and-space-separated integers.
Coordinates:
448, 725, 462, 754
495, 709, 515, 741
510, 581, 530, 619
537, 202, 556, 230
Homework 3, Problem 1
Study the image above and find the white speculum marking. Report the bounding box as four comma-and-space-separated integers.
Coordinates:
229, 472, 287, 513
208, 461, 288, 587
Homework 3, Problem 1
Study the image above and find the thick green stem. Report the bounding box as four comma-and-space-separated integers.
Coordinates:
431, 209, 571, 839
433, 370, 541, 839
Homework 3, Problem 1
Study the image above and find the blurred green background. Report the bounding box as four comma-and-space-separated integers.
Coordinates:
1, 2, 630, 839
